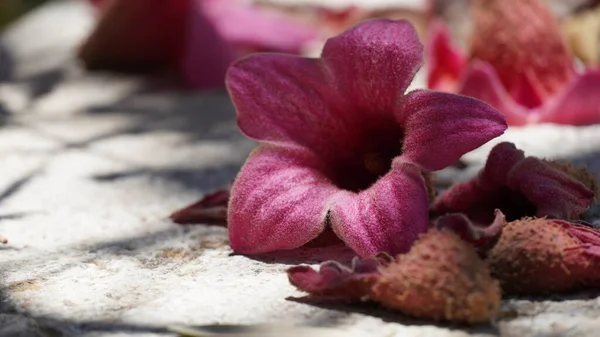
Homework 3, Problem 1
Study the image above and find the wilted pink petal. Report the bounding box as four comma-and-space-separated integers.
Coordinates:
399, 90, 506, 171
329, 161, 429, 257
227, 19, 506, 257
435, 209, 505, 249
432, 142, 596, 223
170, 188, 230, 225
425, 20, 466, 92
287, 254, 391, 300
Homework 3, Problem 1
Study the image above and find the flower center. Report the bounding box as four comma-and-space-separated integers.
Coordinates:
331, 126, 404, 193
363, 152, 390, 177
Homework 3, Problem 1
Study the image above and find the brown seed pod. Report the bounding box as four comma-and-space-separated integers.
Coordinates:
370, 229, 501, 324
487, 217, 600, 294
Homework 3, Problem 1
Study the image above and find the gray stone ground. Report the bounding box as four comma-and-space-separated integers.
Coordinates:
1, 1, 600, 336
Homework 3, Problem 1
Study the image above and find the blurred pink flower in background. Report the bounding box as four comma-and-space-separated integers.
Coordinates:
79, 0, 320, 89
427, 0, 600, 126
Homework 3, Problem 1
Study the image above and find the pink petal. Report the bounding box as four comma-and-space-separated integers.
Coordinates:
227, 146, 339, 255
399, 90, 507, 171
321, 19, 423, 116
226, 54, 352, 157
539, 70, 600, 125
425, 20, 466, 92
201, 0, 319, 54
459, 62, 532, 126
507, 157, 596, 219
328, 161, 429, 257
287, 254, 390, 300
183, 0, 236, 89
435, 209, 505, 248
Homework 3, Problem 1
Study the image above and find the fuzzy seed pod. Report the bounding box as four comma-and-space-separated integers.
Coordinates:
487, 217, 600, 294
370, 229, 501, 324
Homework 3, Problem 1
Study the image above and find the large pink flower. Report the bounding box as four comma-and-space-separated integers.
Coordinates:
427, 0, 600, 126
225, 19, 507, 257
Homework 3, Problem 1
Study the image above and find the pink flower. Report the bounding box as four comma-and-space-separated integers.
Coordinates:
427, 0, 600, 126
79, 0, 319, 89
432, 142, 597, 224
225, 19, 506, 257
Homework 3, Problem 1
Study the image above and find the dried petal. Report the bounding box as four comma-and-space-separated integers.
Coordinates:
170, 188, 230, 225
287, 254, 391, 300
370, 228, 501, 324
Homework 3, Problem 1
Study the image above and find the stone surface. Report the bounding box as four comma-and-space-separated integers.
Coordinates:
0, 1, 600, 337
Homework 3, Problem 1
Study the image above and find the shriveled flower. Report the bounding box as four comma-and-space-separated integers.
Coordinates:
287, 228, 501, 324
487, 217, 600, 294
79, 0, 320, 89
226, 19, 506, 257
427, 0, 600, 126
431, 142, 597, 224
287, 253, 391, 301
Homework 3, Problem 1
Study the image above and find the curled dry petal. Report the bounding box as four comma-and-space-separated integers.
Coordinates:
432, 142, 596, 223
170, 187, 230, 225
435, 209, 505, 250
287, 253, 391, 300
487, 217, 600, 294
370, 228, 501, 324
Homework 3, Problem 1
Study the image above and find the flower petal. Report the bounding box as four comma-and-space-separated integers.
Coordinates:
459, 62, 532, 126
329, 161, 429, 257
182, 0, 236, 89
507, 157, 595, 219
539, 70, 600, 125
202, 0, 319, 54
399, 89, 507, 171
425, 20, 466, 92
226, 54, 353, 156
228, 146, 339, 255
321, 19, 423, 115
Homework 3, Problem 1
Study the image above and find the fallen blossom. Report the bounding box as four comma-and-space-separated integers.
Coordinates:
431, 142, 596, 224
226, 19, 506, 257
287, 228, 501, 324
79, 0, 320, 89
487, 217, 600, 294
427, 0, 600, 126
